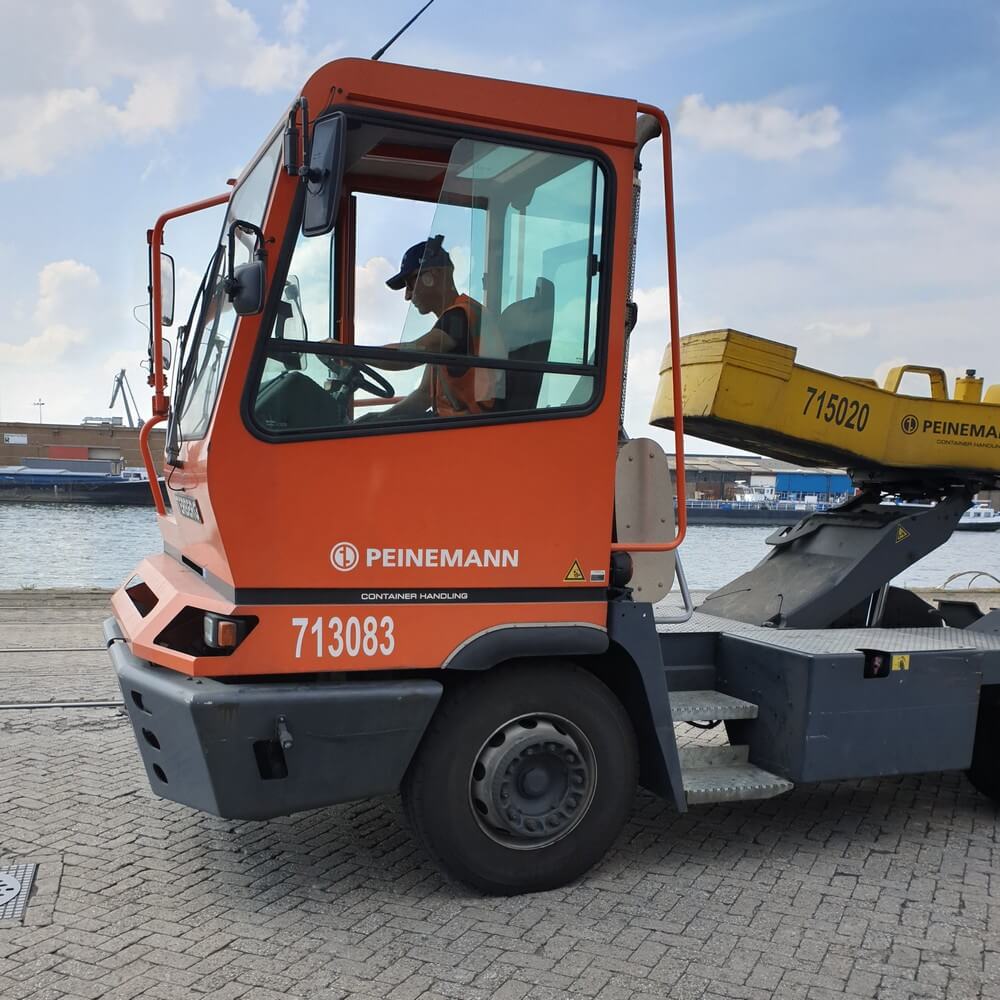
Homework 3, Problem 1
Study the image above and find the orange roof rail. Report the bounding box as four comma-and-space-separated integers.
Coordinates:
143, 191, 230, 513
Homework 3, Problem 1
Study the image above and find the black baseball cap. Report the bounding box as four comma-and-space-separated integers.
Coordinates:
385, 235, 453, 290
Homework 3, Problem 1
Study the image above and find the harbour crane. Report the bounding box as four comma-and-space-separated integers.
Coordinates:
109, 369, 143, 429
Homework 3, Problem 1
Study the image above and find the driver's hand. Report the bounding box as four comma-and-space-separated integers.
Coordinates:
318, 338, 342, 373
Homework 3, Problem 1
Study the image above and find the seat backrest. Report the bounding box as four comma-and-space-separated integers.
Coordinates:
498, 278, 554, 412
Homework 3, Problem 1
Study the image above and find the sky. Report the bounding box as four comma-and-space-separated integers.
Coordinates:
0, 0, 998, 458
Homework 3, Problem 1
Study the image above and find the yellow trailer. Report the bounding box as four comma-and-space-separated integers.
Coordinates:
652, 329, 1000, 488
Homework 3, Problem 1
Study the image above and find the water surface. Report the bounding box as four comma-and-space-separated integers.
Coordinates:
0, 504, 997, 591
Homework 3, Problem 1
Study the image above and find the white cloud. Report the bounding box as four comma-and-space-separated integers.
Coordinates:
0, 89, 117, 180
123, 0, 168, 23
0, 261, 99, 366
803, 320, 872, 343
676, 93, 842, 161
0, 1, 316, 179
282, 0, 308, 36
0, 259, 154, 423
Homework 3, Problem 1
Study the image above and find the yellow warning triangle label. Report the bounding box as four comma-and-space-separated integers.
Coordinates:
896, 525, 911, 543
564, 560, 586, 582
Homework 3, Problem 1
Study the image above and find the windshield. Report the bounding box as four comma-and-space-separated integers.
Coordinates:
250, 125, 605, 436
173, 131, 283, 444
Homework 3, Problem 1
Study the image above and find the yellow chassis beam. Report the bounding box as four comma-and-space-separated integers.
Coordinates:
651, 329, 1000, 487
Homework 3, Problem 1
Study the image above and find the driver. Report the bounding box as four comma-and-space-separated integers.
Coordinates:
368, 235, 494, 420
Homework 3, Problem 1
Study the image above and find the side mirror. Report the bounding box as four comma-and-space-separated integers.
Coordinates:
160, 252, 175, 327
225, 220, 266, 316
162, 337, 173, 371
302, 114, 346, 237
229, 261, 265, 316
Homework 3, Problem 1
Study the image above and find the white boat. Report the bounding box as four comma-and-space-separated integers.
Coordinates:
957, 502, 1000, 532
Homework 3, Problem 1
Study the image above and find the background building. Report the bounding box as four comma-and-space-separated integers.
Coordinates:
1, 421, 165, 471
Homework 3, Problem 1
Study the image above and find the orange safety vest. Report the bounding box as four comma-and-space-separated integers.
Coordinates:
432, 295, 496, 417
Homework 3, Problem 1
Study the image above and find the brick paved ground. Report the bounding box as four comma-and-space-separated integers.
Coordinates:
1, 591, 998, 999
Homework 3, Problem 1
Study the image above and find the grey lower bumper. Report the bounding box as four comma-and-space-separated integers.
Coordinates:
104, 618, 442, 819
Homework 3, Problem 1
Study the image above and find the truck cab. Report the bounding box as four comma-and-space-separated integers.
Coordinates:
108, 58, 686, 894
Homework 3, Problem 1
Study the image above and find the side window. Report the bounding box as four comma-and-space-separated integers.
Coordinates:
249, 123, 607, 437
500, 160, 603, 410
180, 133, 282, 440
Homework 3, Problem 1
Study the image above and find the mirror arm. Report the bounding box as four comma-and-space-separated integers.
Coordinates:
284, 96, 311, 178
147, 191, 231, 418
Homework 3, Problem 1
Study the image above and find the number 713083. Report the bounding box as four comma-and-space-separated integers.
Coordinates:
292, 616, 396, 658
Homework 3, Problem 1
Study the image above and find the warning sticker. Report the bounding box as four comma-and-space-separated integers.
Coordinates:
564, 560, 586, 582
891, 654, 910, 672
895, 525, 911, 543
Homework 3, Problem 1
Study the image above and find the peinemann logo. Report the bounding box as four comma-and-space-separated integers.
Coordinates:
328, 544, 520, 572
900, 414, 919, 435
330, 542, 360, 572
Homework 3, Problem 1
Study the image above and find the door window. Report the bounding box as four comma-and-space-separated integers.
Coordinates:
250, 121, 607, 436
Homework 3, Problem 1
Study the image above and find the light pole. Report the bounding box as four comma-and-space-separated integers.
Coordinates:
33, 398, 44, 424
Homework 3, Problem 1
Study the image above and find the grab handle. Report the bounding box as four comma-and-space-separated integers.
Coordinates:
611, 102, 686, 555
883, 365, 949, 400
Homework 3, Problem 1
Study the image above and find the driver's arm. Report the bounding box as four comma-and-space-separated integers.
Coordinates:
368, 321, 460, 371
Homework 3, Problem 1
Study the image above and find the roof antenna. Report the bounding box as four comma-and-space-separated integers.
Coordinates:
371, 0, 437, 61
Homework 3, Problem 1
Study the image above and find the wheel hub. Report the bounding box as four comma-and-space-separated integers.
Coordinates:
469, 715, 596, 849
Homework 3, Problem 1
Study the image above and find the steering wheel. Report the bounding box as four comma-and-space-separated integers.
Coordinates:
322, 356, 395, 399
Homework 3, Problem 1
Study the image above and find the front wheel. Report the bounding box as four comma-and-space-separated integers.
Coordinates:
401, 662, 638, 894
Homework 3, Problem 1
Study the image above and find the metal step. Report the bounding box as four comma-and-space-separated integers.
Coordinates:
669, 689, 758, 722
680, 745, 793, 804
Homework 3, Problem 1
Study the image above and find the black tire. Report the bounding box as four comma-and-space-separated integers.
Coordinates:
401, 661, 638, 895
967, 689, 1000, 803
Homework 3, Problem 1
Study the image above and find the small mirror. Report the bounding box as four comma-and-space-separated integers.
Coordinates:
302, 114, 346, 237
230, 261, 265, 316
161, 337, 173, 371
160, 252, 175, 327
225, 220, 266, 315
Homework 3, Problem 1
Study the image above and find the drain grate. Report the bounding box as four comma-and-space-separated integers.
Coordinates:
0, 865, 37, 922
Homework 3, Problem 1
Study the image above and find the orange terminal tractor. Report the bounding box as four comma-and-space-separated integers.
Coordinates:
106, 55, 1000, 895
107, 56, 688, 893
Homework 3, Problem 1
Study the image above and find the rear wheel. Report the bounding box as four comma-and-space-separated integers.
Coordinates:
967, 689, 1000, 803
402, 662, 638, 894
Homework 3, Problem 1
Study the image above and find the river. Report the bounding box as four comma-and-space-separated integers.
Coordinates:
0, 503, 997, 592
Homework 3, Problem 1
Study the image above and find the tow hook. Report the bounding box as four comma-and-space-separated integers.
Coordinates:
276, 715, 294, 751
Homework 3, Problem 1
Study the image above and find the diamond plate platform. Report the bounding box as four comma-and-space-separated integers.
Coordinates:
670, 689, 758, 722
0, 864, 37, 922
681, 759, 793, 805
659, 611, 1000, 653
